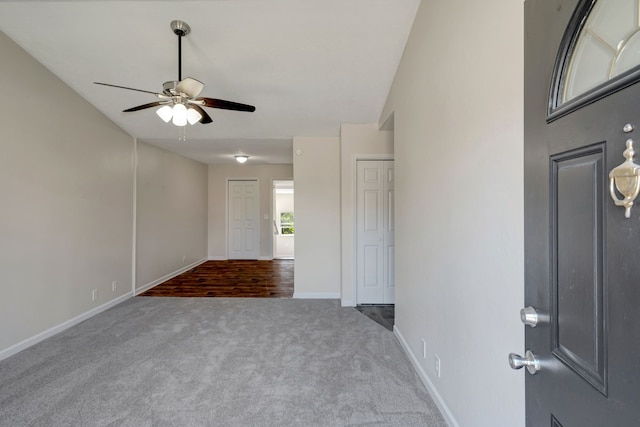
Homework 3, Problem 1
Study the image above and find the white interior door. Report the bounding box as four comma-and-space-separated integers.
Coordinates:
383, 161, 395, 303
356, 160, 394, 304
228, 180, 259, 259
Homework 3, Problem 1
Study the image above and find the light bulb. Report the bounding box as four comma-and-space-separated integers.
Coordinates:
172, 104, 187, 126
186, 107, 202, 125
156, 105, 173, 123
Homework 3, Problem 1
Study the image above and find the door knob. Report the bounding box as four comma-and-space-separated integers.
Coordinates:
520, 306, 539, 327
509, 350, 541, 375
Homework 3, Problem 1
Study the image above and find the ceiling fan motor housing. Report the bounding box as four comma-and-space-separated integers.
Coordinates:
163, 81, 181, 96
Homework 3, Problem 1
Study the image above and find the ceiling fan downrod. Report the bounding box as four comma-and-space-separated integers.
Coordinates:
170, 20, 191, 81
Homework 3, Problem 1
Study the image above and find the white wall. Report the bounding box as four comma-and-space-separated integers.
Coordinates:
339, 123, 394, 306
0, 31, 134, 355
135, 141, 208, 292
292, 137, 341, 298
208, 164, 293, 259
0, 31, 211, 359
380, 1, 525, 426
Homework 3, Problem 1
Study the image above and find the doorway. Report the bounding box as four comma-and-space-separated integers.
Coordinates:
273, 180, 294, 259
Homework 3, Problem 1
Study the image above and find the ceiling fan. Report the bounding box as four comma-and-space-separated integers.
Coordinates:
94, 20, 255, 126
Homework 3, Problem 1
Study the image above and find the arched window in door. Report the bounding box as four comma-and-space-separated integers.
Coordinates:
549, 0, 640, 120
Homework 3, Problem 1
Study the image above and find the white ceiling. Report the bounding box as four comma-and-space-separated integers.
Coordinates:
0, 0, 418, 164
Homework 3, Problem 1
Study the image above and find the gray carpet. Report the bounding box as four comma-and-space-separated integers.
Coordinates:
0, 298, 446, 426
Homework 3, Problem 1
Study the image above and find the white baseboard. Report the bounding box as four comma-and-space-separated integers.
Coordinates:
393, 325, 459, 427
341, 299, 355, 307
0, 292, 132, 362
135, 258, 207, 294
293, 292, 340, 299
208, 256, 277, 261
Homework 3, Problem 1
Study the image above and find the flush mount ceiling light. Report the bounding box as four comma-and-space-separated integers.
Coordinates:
94, 20, 256, 128
235, 155, 249, 164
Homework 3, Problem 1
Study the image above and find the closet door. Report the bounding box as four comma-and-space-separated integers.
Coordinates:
356, 160, 394, 304
228, 180, 259, 259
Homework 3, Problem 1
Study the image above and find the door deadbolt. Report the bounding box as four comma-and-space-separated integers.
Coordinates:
520, 306, 539, 327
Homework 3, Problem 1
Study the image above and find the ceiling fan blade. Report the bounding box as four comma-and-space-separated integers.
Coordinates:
197, 97, 256, 112
123, 101, 170, 112
188, 104, 213, 124
94, 82, 163, 96
176, 77, 205, 98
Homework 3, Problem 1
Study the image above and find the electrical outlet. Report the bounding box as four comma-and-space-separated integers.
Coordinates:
91, 289, 98, 301
112, 281, 117, 292
421, 338, 427, 359
182, 255, 186, 262
434, 354, 441, 378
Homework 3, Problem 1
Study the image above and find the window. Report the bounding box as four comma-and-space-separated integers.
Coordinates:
280, 212, 294, 235
550, 0, 640, 119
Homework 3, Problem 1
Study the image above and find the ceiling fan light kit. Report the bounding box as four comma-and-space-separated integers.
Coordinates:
156, 105, 173, 123
156, 103, 202, 126
94, 20, 255, 129
186, 107, 202, 125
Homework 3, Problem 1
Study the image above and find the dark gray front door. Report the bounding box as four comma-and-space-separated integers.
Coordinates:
525, 0, 640, 425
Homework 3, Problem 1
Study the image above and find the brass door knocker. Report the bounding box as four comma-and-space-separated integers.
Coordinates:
609, 139, 640, 218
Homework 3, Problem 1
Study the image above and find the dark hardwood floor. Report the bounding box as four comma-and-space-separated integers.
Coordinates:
139, 260, 294, 298
139, 260, 395, 331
